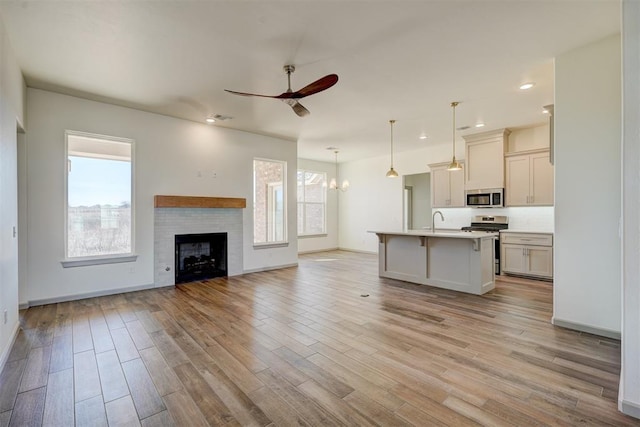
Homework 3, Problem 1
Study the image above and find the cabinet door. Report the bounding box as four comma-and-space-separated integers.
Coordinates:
448, 168, 465, 207
505, 155, 530, 206
431, 167, 451, 207
501, 245, 526, 274
530, 152, 554, 206
525, 246, 553, 278
466, 139, 504, 190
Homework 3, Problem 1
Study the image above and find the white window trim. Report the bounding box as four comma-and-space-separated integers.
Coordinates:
297, 169, 327, 237
253, 158, 288, 246
63, 130, 136, 266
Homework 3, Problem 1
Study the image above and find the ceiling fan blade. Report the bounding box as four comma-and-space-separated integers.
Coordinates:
296, 74, 339, 97
224, 89, 279, 98
274, 74, 339, 99
291, 101, 310, 117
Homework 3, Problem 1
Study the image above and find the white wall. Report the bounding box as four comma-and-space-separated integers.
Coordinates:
20, 88, 298, 305
338, 143, 554, 253
404, 173, 431, 230
620, 0, 640, 418
0, 17, 26, 369
554, 35, 622, 336
297, 158, 339, 253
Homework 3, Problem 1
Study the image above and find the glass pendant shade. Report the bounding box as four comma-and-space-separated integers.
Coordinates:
447, 158, 463, 171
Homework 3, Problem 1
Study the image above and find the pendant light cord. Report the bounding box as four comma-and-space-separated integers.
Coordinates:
390, 119, 395, 168
451, 102, 458, 158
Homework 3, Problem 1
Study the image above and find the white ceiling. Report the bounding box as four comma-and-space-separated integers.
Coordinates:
0, 1, 620, 163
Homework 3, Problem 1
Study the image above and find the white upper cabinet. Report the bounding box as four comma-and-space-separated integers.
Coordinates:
429, 162, 465, 208
463, 129, 510, 190
505, 149, 554, 206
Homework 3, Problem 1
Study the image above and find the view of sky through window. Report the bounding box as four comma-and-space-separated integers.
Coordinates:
68, 156, 131, 207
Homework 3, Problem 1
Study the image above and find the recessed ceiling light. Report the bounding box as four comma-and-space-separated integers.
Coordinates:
419, 135, 428, 140
542, 108, 550, 114
475, 123, 485, 128
519, 82, 535, 90
205, 116, 216, 124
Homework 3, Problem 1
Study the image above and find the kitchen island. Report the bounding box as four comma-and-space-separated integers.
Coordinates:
370, 230, 497, 295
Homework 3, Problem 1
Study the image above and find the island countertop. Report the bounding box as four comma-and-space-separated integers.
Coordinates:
369, 229, 498, 239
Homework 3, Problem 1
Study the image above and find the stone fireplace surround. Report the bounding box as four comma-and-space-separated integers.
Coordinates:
154, 196, 245, 287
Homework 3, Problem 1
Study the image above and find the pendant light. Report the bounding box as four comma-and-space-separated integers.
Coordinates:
386, 119, 399, 178
329, 149, 349, 191
447, 102, 463, 171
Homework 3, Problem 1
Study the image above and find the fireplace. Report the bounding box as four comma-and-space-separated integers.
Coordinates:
175, 232, 227, 284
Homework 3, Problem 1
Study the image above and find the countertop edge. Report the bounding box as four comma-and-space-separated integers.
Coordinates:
368, 230, 498, 239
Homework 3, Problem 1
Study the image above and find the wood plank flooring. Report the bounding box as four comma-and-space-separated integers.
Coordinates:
1, 250, 637, 426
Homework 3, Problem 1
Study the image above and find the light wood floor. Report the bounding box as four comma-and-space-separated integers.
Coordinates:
1, 250, 636, 426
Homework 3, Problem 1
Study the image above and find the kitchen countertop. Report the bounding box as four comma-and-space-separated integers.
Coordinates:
370, 230, 499, 239
500, 230, 554, 234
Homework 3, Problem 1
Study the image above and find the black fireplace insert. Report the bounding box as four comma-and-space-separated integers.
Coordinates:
175, 232, 227, 284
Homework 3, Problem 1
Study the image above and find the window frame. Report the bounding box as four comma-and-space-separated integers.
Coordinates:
297, 169, 327, 237
253, 158, 288, 247
62, 130, 136, 267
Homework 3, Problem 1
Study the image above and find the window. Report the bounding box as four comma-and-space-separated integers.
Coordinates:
65, 131, 133, 259
254, 158, 287, 245
297, 170, 327, 235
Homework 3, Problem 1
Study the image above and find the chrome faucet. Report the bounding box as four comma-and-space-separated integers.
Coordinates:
432, 210, 444, 231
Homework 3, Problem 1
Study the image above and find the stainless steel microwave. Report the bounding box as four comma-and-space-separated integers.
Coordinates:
466, 189, 504, 208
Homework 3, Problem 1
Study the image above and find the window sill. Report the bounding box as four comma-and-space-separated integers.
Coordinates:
253, 242, 289, 250
61, 254, 138, 268
298, 233, 328, 239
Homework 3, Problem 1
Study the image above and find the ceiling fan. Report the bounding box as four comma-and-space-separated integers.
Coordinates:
225, 65, 338, 117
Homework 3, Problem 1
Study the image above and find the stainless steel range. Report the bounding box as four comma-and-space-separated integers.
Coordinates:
461, 215, 508, 274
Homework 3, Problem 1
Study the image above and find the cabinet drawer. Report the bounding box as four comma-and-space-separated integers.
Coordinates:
501, 233, 552, 246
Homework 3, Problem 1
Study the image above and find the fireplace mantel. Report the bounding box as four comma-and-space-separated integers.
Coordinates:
154, 195, 246, 209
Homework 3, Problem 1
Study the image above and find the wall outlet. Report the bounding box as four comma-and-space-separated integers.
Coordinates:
3, 310, 7, 325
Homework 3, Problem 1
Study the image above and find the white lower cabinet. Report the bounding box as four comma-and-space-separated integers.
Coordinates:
501, 232, 553, 279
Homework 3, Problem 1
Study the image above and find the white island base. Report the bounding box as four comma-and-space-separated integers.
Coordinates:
371, 231, 496, 295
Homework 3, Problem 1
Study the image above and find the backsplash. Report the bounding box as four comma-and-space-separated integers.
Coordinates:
430, 206, 554, 232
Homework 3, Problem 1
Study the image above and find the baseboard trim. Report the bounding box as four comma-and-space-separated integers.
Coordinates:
620, 399, 640, 419
22, 282, 160, 308
243, 262, 298, 274
552, 317, 621, 340
0, 321, 20, 372
336, 247, 377, 255
298, 247, 339, 255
